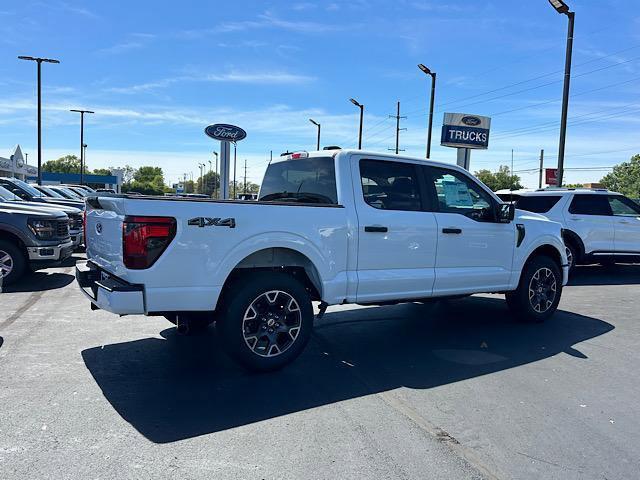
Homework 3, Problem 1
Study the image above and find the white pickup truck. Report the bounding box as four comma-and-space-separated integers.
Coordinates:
77, 150, 568, 371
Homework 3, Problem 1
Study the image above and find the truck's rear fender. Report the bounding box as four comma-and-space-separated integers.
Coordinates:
214, 232, 349, 307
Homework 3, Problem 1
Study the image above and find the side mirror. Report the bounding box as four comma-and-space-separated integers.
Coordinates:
497, 203, 515, 223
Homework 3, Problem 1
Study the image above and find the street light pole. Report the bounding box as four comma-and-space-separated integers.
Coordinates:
418, 64, 436, 159
233, 142, 237, 199
213, 151, 218, 199
207, 160, 212, 196
18, 56, 60, 185
349, 98, 364, 149
309, 119, 321, 150
548, 0, 575, 187
70, 109, 95, 185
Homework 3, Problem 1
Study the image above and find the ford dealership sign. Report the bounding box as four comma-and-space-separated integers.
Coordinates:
205, 124, 247, 142
441, 113, 491, 149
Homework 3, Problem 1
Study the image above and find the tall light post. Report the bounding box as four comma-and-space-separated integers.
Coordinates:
309, 118, 321, 150
18, 56, 60, 185
198, 163, 205, 193
418, 64, 436, 159
207, 160, 212, 196
548, 0, 575, 187
83, 144, 87, 175
70, 109, 94, 185
213, 151, 218, 199
233, 142, 237, 199
349, 98, 364, 149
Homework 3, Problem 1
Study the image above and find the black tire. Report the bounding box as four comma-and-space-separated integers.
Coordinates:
216, 272, 313, 372
0, 239, 26, 286
163, 312, 214, 332
506, 255, 562, 323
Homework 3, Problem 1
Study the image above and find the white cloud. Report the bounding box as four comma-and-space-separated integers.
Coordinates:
107, 70, 315, 94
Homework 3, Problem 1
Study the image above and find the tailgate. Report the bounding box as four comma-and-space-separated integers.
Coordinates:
85, 196, 127, 277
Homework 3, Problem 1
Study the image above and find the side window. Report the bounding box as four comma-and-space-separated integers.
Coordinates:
515, 195, 562, 213
427, 167, 494, 221
608, 196, 640, 216
568, 195, 612, 216
360, 159, 422, 211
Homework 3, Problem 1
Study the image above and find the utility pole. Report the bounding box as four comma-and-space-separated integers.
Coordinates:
18, 55, 60, 185
25, 153, 28, 165
538, 149, 545, 188
388, 101, 406, 155
243, 159, 248, 194
70, 109, 95, 185
309, 119, 321, 150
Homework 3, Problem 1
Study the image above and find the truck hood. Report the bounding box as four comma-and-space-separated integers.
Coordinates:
515, 208, 563, 234
0, 200, 81, 215
0, 206, 67, 219
37, 197, 84, 209
515, 209, 550, 222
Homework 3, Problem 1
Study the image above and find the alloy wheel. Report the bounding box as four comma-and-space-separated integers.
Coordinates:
0, 250, 13, 279
528, 267, 557, 313
242, 290, 302, 357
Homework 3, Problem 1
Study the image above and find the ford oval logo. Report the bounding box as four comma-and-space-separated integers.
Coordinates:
461, 116, 481, 126
204, 124, 247, 142
95, 222, 102, 234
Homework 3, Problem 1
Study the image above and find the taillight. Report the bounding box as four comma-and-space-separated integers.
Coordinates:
123, 216, 176, 269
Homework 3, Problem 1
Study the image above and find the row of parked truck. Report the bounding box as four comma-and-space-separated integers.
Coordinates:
0, 178, 95, 285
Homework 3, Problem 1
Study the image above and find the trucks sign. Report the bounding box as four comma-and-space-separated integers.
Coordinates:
441, 113, 491, 149
204, 124, 247, 142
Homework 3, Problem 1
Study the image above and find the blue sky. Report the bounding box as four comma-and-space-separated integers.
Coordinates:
1, 0, 639, 187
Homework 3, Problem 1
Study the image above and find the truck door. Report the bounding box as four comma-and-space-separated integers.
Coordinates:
352, 157, 438, 302
423, 166, 515, 295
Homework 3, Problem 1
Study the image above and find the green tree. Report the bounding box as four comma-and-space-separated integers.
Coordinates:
42, 155, 88, 174
600, 154, 640, 198
122, 166, 168, 195
197, 171, 220, 195
474, 165, 523, 192
92, 168, 112, 176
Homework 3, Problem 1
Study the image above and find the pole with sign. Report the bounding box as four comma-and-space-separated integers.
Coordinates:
205, 124, 247, 199
441, 113, 491, 170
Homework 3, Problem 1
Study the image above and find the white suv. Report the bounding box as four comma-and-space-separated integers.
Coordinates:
497, 188, 640, 269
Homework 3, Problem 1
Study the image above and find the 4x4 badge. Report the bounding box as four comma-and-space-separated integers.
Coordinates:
188, 217, 236, 228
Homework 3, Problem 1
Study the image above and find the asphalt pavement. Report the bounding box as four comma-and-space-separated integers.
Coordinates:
1, 256, 639, 479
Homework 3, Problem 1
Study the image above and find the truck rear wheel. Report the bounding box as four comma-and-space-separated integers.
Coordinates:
0, 240, 26, 286
217, 272, 314, 372
506, 255, 562, 323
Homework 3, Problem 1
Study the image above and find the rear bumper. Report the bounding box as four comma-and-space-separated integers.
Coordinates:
75, 261, 145, 315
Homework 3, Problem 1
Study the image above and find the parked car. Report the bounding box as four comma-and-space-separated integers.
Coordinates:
0, 205, 73, 285
0, 178, 84, 210
95, 188, 116, 194
77, 150, 568, 371
47, 185, 84, 200
497, 188, 640, 269
0, 186, 84, 249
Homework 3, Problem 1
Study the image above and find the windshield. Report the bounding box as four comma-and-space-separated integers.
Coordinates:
11, 179, 46, 198
39, 186, 65, 198
0, 185, 16, 201
259, 156, 338, 204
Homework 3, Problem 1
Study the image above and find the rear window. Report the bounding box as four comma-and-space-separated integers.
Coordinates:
514, 195, 562, 213
569, 194, 612, 216
259, 156, 337, 205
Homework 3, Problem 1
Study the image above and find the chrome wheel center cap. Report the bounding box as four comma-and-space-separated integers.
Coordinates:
267, 318, 275, 327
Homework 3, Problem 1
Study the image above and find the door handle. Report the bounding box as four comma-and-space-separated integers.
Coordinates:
442, 227, 462, 234
364, 225, 388, 233
570, 217, 582, 221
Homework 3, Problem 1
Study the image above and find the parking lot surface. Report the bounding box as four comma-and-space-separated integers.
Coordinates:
1, 256, 639, 479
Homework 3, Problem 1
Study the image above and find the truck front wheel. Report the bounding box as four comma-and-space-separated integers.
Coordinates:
506, 255, 562, 323
0, 240, 26, 286
217, 272, 314, 372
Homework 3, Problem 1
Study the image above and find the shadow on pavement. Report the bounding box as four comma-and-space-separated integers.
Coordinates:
0, 336, 3, 350
3, 271, 75, 293
569, 264, 640, 286
1, 254, 82, 293
82, 296, 614, 444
